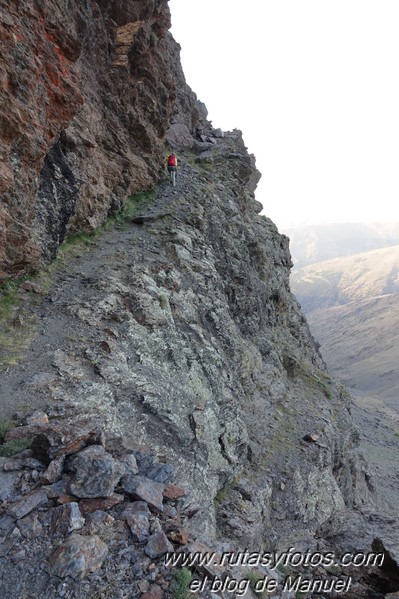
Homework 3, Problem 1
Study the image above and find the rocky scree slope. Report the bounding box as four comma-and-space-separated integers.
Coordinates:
0, 0, 206, 279
1, 134, 399, 597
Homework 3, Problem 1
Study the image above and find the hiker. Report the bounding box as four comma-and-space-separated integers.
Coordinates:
165, 152, 178, 186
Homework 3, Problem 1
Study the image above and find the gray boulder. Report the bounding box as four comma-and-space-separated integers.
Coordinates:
67, 445, 125, 498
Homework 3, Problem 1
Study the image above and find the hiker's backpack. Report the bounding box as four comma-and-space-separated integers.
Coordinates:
168, 154, 177, 167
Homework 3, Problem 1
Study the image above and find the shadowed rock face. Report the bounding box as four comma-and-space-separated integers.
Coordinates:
0, 0, 205, 279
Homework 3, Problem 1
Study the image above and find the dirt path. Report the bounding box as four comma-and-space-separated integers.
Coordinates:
0, 162, 192, 423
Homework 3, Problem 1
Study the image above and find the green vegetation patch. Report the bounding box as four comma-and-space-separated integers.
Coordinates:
50, 187, 158, 263
0, 438, 32, 457
0, 276, 39, 366
0, 420, 32, 457
299, 362, 334, 400
214, 485, 229, 505
0, 187, 158, 369
171, 567, 192, 599
103, 188, 158, 230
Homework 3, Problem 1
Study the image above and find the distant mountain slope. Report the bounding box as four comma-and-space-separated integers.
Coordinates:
290, 242, 399, 397
307, 294, 399, 398
291, 244, 399, 312
286, 222, 399, 268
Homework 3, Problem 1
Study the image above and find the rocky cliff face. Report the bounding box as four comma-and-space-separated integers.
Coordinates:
1, 2, 399, 598
0, 0, 206, 279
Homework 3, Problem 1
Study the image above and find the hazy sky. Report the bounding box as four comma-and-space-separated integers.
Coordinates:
169, 0, 399, 232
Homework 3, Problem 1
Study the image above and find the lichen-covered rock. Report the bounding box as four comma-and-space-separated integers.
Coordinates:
121, 475, 165, 512
121, 501, 151, 542
0, 459, 20, 502
0, 1, 397, 597
49, 534, 108, 579
7, 489, 48, 520
67, 445, 125, 498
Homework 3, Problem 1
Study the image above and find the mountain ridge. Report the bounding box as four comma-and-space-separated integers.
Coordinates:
286, 222, 399, 268
1, 1, 398, 597
291, 243, 399, 312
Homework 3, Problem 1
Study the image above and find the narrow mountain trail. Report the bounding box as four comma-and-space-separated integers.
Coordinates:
2, 141, 399, 598
0, 160, 195, 422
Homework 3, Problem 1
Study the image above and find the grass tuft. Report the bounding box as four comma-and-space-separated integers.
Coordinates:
171, 568, 192, 599
0, 438, 32, 457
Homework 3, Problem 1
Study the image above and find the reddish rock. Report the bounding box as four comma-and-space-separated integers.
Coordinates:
99, 340, 112, 354
40, 456, 65, 484
0, 0, 178, 279
141, 584, 163, 599
57, 493, 77, 505
166, 529, 189, 545
0, 0, 210, 280
79, 494, 124, 514
30, 420, 104, 463
162, 483, 186, 500
50, 502, 85, 535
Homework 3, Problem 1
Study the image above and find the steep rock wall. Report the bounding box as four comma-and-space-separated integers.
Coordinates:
1, 133, 396, 597
0, 0, 205, 279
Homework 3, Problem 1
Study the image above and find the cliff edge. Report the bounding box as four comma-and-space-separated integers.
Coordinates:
0, 1, 399, 598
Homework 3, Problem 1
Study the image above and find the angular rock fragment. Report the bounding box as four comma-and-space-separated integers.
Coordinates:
30, 421, 104, 463
162, 483, 186, 500
121, 501, 151, 542
121, 475, 164, 511
144, 531, 174, 559
49, 534, 108, 579
40, 455, 65, 484
303, 433, 319, 443
42, 479, 67, 500
79, 494, 124, 514
25, 411, 49, 426
7, 489, 48, 519
166, 528, 189, 545
146, 463, 175, 483
50, 502, 85, 535
141, 584, 164, 599
3, 457, 46, 472
0, 458, 21, 502
67, 445, 125, 498
17, 513, 43, 539
121, 453, 139, 476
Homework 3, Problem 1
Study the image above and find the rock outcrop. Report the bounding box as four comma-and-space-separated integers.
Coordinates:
1, 1, 399, 598
0, 0, 205, 279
